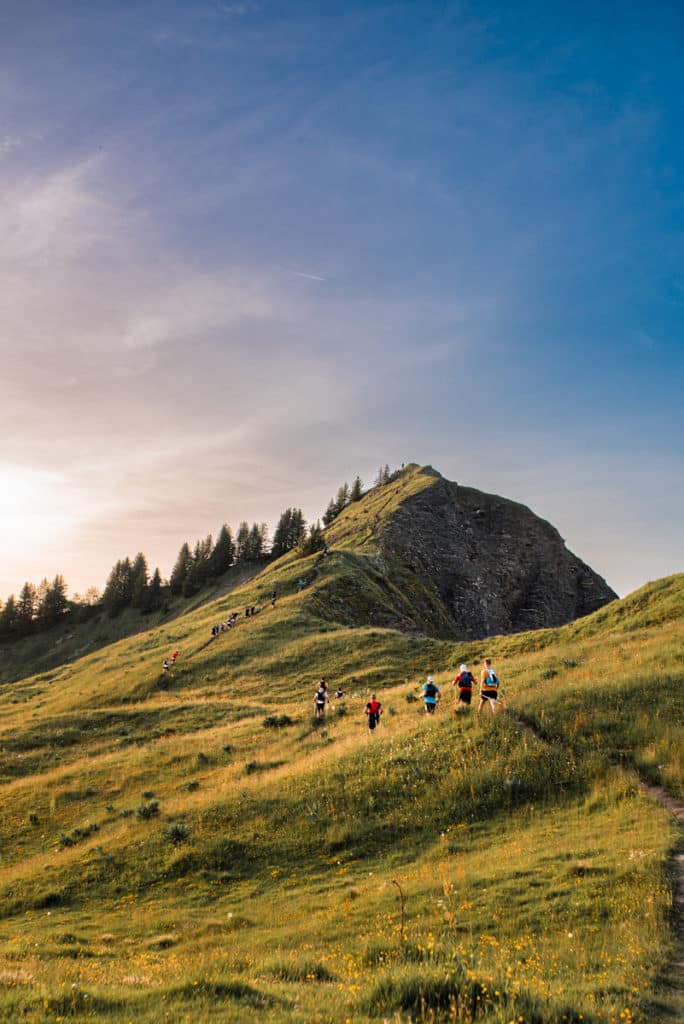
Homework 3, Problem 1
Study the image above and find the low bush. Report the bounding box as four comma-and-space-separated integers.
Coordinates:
136, 800, 159, 820
165, 822, 190, 844
263, 714, 293, 729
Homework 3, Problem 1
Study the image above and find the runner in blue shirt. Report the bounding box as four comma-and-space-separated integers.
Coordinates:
422, 675, 441, 714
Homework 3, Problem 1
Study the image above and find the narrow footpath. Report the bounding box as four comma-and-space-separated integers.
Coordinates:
513, 713, 684, 997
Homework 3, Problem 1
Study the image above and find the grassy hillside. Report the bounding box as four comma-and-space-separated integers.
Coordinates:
0, 472, 682, 1022
0, 563, 265, 687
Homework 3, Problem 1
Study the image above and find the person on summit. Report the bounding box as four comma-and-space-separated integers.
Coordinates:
478, 657, 500, 714
422, 675, 441, 714
453, 664, 474, 710
365, 693, 383, 733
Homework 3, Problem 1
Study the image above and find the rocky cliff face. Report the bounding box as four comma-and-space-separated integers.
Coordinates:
375, 468, 617, 639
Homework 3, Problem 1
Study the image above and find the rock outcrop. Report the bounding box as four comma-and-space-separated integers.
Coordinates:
377, 468, 617, 638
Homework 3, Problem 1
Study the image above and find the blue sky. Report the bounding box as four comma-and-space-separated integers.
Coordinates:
1, 0, 682, 599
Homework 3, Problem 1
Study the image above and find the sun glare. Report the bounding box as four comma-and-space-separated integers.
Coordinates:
0, 464, 70, 549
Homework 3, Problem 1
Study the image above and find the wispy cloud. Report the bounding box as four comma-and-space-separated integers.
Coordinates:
292, 270, 327, 282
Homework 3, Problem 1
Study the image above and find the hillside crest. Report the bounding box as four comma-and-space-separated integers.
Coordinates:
312, 463, 617, 640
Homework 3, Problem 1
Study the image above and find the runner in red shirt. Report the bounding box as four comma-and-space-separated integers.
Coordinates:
365, 693, 383, 732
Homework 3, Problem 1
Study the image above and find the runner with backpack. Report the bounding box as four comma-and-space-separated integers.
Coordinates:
313, 678, 328, 720
478, 658, 500, 714
365, 693, 383, 732
422, 675, 441, 714
453, 664, 474, 710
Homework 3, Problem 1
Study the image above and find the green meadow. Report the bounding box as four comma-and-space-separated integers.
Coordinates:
0, 469, 682, 1023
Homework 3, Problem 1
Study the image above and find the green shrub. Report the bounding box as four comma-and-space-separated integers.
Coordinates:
165, 822, 190, 844
244, 760, 284, 775
136, 800, 159, 820
263, 714, 293, 729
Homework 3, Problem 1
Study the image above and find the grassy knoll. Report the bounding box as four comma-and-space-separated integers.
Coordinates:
0, 471, 682, 1021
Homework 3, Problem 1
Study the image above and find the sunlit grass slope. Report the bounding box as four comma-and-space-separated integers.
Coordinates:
0, 464, 682, 1022
0, 562, 264, 686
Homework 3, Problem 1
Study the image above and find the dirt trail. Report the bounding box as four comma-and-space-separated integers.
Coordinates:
513, 714, 684, 987
645, 786, 684, 978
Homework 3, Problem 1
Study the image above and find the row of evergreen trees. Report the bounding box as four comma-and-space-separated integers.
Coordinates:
322, 476, 363, 526
101, 554, 165, 617
0, 575, 70, 638
0, 467, 393, 638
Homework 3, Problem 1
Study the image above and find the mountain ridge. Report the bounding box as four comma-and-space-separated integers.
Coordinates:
309, 463, 617, 639
1, 463, 617, 687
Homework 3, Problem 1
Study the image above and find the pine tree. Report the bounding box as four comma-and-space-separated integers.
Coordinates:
147, 568, 164, 610
322, 482, 351, 527
36, 578, 50, 618
335, 482, 350, 510
235, 521, 250, 562
102, 559, 132, 617
169, 542, 192, 596
322, 498, 339, 526
290, 508, 306, 548
199, 535, 213, 581
0, 594, 17, 637
102, 562, 120, 615
209, 524, 235, 577
130, 553, 149, 609
245, 522, 264, 561
350, 476, 363, 502
39, 575, 69, 627
273, 508, 306, 557
16, 582, 37, 635
271, 508, 292, 559
299, 521, 324, 556
185, 536, 212, 595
